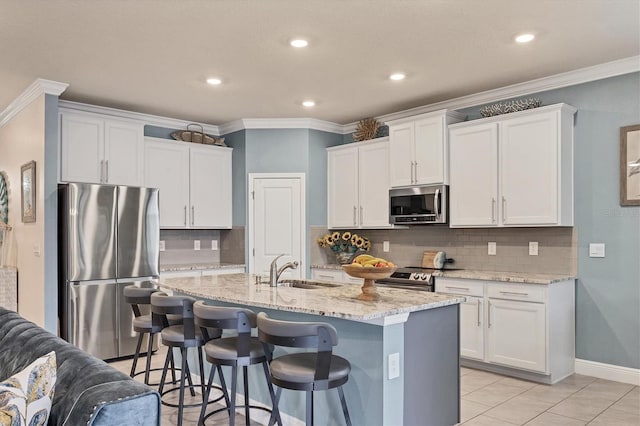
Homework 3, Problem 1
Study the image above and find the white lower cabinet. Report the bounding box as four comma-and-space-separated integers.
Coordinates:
436, 276, 575, 383
311, 268, 363, 285
160, 267, 245, 280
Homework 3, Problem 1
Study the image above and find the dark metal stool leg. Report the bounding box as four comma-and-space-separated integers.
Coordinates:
169, 348, 177, 384
130, 332, 144, 378
262, 361, 282, 426
198, 365, 217, 425
144, 332, 154, 385
338, 386, 352, 426
306, 390, 314, 426
268, 387, 282, 426
218, 365, 231, 413
198, 347, 206, 401
184, 357, 196, 397
178, 347, 187, 426
243, 365, 250, 425
158, 346, 173, 395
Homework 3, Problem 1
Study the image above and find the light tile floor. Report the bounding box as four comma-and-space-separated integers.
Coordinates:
110, 348, 640, 425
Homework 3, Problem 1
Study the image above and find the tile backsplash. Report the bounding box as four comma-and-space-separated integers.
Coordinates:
159, 229, 221, 265
311, 226, 576, 275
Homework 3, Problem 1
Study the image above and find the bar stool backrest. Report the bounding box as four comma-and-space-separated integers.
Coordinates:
151, 292, 197, 339
123, 286, 158, 317
193, 301, 258, 359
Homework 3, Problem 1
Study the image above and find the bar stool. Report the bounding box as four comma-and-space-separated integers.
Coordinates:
193, 301, 282, 426
123, 285, 165, 385
151, 292, 222, 426
257, 312, 352, 426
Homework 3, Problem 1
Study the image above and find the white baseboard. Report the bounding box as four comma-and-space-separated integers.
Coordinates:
575, 359, 640, 386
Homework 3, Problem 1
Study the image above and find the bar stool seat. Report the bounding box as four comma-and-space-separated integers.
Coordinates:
132, 314, 153, 330
204, 337, 265, 361
269, 353, 351, 385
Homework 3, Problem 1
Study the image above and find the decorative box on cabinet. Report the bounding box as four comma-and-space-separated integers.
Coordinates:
448, 103, 576, 227
387, 110, 465, 187
60, 110, 144, 185
144, 137, 232, 229
436, 276, 575, 384
327, 138, 392, 229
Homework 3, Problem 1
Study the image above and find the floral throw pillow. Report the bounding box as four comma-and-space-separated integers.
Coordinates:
0, 351, 57, 426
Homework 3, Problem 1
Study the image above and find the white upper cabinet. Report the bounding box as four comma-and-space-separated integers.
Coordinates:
60, 110, 143, 185
327, 138, 391, 229
388, 110, 464, 187
449, 104, 576, 227
144, 137, 232, 229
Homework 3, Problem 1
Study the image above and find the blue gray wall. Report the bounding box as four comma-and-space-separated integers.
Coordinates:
460, 72, 640, 369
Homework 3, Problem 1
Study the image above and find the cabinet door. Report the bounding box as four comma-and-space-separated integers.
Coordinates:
104, 119, 144, 186
328, 147, 359, 228
190, 145, 232, 228
143, 139, 189, 228
449, 123, 498, 226
389, 123, 415, 187
414, 116, 445, 184
358, 141, 391, 227
60, 112, 104, 183
500, 112, 559, 225
486, 298, 546, 373
460, 296, 484, 360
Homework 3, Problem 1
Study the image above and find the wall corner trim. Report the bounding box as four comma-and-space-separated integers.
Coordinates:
575, 358, 640, 386
0, 79, 68, 128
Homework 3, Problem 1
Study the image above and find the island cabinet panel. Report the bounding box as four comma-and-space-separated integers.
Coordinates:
327, 138, 391, 229
448, 103, 576, 228
60, 110, 144, 185
144, 137, 232, 229
436, 276, 575, 384
388, 110, 464, 187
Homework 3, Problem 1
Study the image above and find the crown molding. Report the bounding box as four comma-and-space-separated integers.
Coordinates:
58, 100, 221, 135
344, 55, 640, 127
218, 117, 345, 135
0, 79, 68, 128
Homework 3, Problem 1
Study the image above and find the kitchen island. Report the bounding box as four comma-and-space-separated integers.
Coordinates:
159, 273, 465, 426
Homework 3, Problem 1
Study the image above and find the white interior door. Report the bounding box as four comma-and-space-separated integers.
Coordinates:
250, 174, 304, 278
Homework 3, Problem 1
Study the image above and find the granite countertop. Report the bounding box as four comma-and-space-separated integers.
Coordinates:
310, 264, 575, 285
158, 273, 465, 322
160, 263, 245, 272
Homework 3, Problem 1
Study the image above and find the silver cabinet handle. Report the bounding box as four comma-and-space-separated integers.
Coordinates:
502, 196, 507, 222
105, 160, 109, 183
487, 300, 492, 328
317, 274, 334, 280
360, 206, 363, 224
353, 206, 357, 226
445, 286, 470, 292
414, 161, 418, 183
499, 291, 529, 297
477, 299, 481, 326
492, 198, 496, 223
184, 206, 187, 226
434, 188, 441, 219
191, 206, 195, 225
100, 160, 105, 183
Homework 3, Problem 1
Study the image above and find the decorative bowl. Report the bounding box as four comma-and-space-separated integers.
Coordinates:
342, 265, 397, 301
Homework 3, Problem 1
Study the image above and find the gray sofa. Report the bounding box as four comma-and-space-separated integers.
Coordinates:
0, 307, 160, 425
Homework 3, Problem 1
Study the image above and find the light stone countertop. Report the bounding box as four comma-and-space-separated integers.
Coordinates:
158, 273, 465, 322
310, 264, 575, 285
160, 263, 245, 272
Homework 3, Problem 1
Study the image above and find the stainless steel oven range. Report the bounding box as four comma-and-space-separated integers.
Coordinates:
375, 266, 460, 291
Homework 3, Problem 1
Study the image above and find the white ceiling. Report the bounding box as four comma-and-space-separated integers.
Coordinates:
1, 0, 638, 126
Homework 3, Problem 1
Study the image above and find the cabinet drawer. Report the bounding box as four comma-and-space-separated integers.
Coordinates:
311, 269, 342, 282
487, 282, 546, 303
201, 268, 244, 276
160, 270, 201, 279
435, 278, 484, 296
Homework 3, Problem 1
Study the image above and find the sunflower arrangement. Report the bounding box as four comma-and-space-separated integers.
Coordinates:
317, 231, 371, 253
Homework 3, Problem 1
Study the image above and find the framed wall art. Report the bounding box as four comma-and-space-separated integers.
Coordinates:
620, 125, 640, 206
20, 161, 36, 223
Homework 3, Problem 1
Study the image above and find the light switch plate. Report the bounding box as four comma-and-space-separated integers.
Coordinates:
488, 242, 497, 256
388, 352, 400, 380
194, 240, 200, 251
529, 242, 538, 256
383, 241, 390, 252
159, 240, 165, 252
589, 243, 605, 258
211, 240, 218, 250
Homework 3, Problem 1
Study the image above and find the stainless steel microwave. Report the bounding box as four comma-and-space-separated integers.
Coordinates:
389, 184, 448, 224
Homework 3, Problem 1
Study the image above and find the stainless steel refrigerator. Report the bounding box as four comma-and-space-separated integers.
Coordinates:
58, 183, 160, 360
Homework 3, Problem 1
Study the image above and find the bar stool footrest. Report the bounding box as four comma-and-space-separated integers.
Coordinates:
160, 384, 226, 409
131, 367, 166, 387
202, 404, 275, 424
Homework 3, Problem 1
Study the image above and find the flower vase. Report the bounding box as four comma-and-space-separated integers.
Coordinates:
335, 251, 358, 265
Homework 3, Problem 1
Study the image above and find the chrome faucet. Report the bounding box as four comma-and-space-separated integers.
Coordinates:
269, 254, 299, 287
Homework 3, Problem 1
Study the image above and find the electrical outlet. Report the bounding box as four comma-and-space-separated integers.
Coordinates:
589, 243, 605, 258
488, 242, 497, 256
383, 241, 390, 252
211, 240, 218, 250
388, 352, 400, 380
529, 241, 538, 256
194, 240, 200, 251
159, 240, 165, 252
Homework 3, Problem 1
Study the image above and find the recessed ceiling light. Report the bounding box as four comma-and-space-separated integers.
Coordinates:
302, 100, 315, 107
515, 33, 535, 43
206, 77, 222, 85
389, 73, 406, 81
290, 39, 309, 48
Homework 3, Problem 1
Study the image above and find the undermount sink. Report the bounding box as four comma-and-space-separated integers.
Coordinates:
277, 279, 340, 289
